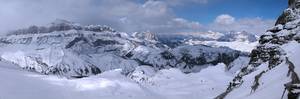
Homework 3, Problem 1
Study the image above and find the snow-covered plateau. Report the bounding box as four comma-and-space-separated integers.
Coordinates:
0, 61, 232, 99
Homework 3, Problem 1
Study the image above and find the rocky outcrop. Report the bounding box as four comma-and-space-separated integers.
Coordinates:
276, 0, 300, 25
216, 0, 300, 98
284, 57, 300, 99
250, 71, 265, 93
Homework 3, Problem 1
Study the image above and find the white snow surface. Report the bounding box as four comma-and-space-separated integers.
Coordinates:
185, 40, 258, 52
0, 62, 233, 99
225, 41, 300, 99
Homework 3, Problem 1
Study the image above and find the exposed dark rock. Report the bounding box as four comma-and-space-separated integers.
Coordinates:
124, 52, 134, 58
276, 10, 294, 25
65, 37, 88, 48
267, 25, 283, 33
251, 71, 266, 93
284, 58, 300, 99
160, 51, 175, 60
92, 39, 119, 47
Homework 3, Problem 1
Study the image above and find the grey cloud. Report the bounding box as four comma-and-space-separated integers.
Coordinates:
0, 0, 273, 36
162, 0, 208, 6
0, 0, 203, 34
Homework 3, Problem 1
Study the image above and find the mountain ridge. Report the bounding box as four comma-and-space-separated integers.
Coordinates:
0, 20, 246, 78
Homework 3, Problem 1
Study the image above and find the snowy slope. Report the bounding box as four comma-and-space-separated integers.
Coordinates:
0, 62, 154, 99
216, 1, 300, 98
185, 40, 257, 52
0, 61, 233, 99
224, 42, 300, 99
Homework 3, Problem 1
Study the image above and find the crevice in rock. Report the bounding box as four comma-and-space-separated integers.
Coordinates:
250, 71, 266, 93
283, 57, 300, 99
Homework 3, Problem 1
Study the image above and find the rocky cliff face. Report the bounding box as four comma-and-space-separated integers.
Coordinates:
276, 0, 300, 25
217, 0, 300, 99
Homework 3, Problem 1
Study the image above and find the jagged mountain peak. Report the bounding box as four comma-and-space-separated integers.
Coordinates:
132, 31, 158, 42
276, 0, 300, 25
289, 0, 300, 8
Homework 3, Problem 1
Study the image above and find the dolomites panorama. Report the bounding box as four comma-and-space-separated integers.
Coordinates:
0, 0, 298, 99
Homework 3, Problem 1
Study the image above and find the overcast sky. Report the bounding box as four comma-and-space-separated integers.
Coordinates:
0, 0, 287, 35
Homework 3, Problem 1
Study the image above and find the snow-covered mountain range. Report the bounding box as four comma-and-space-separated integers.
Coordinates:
0, 19, 256, 99
158, 30, 258, 52
0, 19, 249, 78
